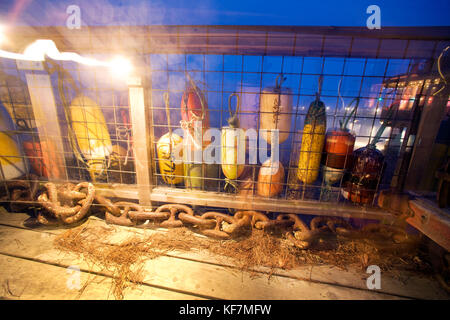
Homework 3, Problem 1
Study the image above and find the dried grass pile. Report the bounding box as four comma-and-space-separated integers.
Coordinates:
55, 224, 167, 299
54, 221, 432, 299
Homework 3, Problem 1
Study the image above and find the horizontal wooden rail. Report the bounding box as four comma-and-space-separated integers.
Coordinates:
96, 184, 395, 221
2, 25, 449, 58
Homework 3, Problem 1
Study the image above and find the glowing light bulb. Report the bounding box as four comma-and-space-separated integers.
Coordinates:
109, 57, 133, 78
0, 38, 132, 81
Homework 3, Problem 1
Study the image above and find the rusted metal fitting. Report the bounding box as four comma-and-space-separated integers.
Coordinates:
1, 175, 40, 212
200, 211, 235, 239
178, 212, 216, 228
38, 182, 95, 225
156, 204, 193, 228
94, 194, 121, 216
105, 201, 142, 226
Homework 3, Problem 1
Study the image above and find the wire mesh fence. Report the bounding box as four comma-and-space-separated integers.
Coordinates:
0, 26, 448, 212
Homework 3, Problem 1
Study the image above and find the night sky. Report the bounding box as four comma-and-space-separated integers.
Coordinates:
0, 0, 449, 27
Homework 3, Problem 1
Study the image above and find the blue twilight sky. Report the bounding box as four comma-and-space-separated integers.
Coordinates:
0, 0, 449, 27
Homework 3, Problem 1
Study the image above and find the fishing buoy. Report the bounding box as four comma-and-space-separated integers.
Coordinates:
260, 75, 292, 145
221, 93, 245, 191
342, 102, 394, 204
0, 105, 27, 181
22, 140, 62, 178
257, 159, 285, 197
324, 130, 355, 169
181, 74, 219, 191
181, 73, 209, 134
69, 95, 112, 182
323, 98, 359, 185
297, 78, 326, 185
342, 146, 384, 204
157, 93, 184, 185
14, 118, 62, 179
183, 138, 220, 191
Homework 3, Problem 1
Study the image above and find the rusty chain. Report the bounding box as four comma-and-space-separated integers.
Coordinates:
0, 174, 40, 212
0, 181, 412, 247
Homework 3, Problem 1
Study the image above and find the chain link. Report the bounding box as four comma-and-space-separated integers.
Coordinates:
1, 181, 412, 246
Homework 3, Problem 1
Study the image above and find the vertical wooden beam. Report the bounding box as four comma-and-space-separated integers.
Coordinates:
405, 86, 450, 191
128, 77, 152, 205
25, 73, 68, 181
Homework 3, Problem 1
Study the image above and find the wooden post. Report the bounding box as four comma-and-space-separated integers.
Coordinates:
404, 86, 450, 191
128, 76, 152, 205
25, 72, 68, 181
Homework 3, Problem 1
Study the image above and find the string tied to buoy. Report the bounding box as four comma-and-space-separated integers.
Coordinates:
224, 92, 242, 193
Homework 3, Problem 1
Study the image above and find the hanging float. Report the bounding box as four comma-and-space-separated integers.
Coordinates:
297, 77, 327, 185
181, 73, 210, 134
221, 93, 245, 192
157, 92, 184, 185
69, 95, 112, 182
257, 159, 285, 197
260, 74, 292, 145
342, 103, 395, 204
47, 62, 113, 182
322, 97, 359, 186
17, 118, 63, 179
181, 74, 219, 190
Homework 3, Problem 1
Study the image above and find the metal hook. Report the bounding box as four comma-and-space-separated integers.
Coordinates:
316, 75, 323, 101
275, 74, 286, 90
228, 93, 240, 118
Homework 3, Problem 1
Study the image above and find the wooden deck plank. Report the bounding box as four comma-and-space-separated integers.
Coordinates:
0, 224, 402, 300
0, 210, 447, 299
0, 254, 201, 300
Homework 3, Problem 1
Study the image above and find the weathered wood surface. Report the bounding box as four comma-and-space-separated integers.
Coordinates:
407, 198, 450, 252
96, 185, 396, 221
0, 255, 200, 300
0, 224, 401, 300
0, 210, 448, 300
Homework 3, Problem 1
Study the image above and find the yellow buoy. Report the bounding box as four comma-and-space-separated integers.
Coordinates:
0, 133, 26, 181
297, 93, 327, 185
157, 132, 184, 185
157, 93, 184, 185
69, 95, 112, 181
221, 93, 245, 183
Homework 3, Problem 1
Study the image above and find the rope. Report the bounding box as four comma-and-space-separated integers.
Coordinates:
46, 60, 87, 168
340, 97, 360, 131
227, 92, 240, 128
164, 92, 174, 162
433, 46, 449, 96
224, 178, 239, 193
